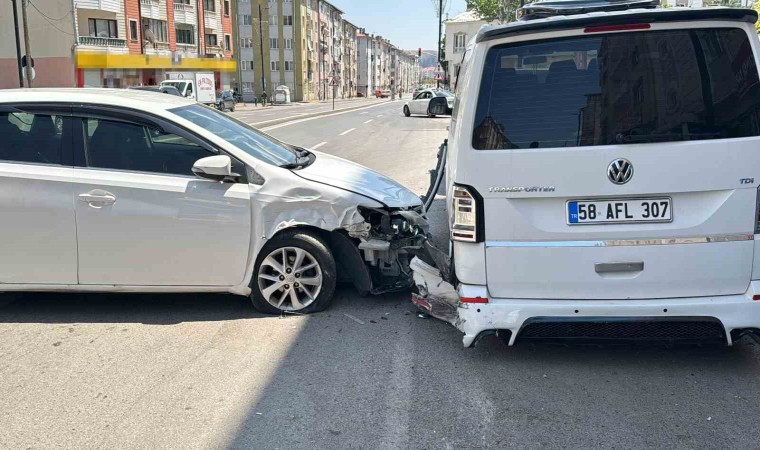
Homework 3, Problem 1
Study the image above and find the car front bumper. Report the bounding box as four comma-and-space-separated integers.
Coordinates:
456, 282, 760, 347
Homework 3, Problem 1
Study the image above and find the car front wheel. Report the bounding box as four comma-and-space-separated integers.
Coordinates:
404, 105, 411, 117
250, 230, 337, 314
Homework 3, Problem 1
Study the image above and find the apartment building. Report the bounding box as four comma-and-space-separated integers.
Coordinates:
0, 0, 236, 90
341, 19, 358, 98
356, 30, 419, 98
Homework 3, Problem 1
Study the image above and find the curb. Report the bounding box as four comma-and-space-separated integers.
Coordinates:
250, 100, 399, 128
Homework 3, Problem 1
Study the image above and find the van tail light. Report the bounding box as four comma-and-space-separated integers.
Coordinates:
452, 184, 483, 243
756, 186, 760, 234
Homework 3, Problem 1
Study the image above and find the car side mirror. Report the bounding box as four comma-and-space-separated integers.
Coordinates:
429, 97, 448, 115
192, 155, 238, 182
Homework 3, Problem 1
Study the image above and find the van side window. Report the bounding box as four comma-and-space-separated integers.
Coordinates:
0, 112, 64, 164
472, 28, 760, 150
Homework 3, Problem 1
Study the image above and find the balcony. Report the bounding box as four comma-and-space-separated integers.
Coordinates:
174, 2, 192, 11
77, 36, 127, 48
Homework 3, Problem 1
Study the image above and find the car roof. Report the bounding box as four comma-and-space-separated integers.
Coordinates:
0, 88, 195, 113
477, 7, 757, 43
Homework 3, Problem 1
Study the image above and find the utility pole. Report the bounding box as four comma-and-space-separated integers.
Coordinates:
20, 0, 33, 88
11, 0, 23, 88
258, 3, 266, 94
317, 0, 322, 101
436, 0, 442, 89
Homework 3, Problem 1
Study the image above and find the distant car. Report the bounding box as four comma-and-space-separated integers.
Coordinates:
215, 90, 236, 112
404, 89, 454, 117
128, 85, 182, 96
375, 89, 391, 98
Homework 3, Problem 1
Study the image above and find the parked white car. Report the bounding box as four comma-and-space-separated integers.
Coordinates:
403, 89, 455, 117
413, 5, 760, 347
0, 89, 427, 314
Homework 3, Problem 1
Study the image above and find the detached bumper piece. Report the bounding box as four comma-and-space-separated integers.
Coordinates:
515, 317, 727, 345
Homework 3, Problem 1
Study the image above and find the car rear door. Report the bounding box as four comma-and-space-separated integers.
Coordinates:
70, 106, 251, 287
0, 104, 78, 284
462, 22, 760, 300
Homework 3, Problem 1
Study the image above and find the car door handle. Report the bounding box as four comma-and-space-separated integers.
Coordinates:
595, 262, 644, 274
78, 190, 116, 207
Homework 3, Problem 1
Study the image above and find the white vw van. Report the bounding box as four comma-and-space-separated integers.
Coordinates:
414, 3, 760, 347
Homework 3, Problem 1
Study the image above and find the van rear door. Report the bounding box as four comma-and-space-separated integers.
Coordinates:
465, 23, 760, 300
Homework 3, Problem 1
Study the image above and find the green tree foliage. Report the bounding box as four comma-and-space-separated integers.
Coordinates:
466, 0, 522, 23
754, 0, 760, 33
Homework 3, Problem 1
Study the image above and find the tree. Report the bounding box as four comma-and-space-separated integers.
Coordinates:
755, 0, 760, 33
466, 0, 522, 23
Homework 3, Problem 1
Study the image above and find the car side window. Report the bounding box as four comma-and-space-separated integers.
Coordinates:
82, 117, 215, 176
0, 112, 64, 165
186, 84, 193, 96
415, 92, 426, 100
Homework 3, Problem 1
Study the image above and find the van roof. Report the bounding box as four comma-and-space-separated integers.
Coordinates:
477, 7, 757, 43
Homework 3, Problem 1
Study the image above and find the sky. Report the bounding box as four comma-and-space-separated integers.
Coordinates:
331, 0, 469, 51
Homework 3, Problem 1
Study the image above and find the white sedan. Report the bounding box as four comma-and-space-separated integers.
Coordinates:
0, 89, 427, 314
404, 89, 455, 117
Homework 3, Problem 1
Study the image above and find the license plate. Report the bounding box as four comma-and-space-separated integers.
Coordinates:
567, 198, 673, 225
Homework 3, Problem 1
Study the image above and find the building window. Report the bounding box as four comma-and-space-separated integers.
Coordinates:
242, 82, 254, 92
242, 14, 252, 25
205, 34, 218, 47
283, 15, 293, 26
270, 38, 278, 49
129, 20, 138, 42
454, 33, 466, 53
240, 37, 252, 48
203, 0, 215, 12
224, 0, 230, 16
224, 34, 231, 51
176, 0, 191, 3
88, 18, 118, 38
269, 15, 277, 26
270, 61, 280, 71
285, 61, 294, 71
176, 26, 194, 45
284, 38, 293, 49
142, 18, 168, 42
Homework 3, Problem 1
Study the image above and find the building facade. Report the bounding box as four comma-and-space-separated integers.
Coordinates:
0, 0, 237, 90
355, 31, 418, 98
444, 10, 490, 88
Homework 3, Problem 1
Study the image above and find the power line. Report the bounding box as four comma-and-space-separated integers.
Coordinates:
28, 0, 71, 22
27, 0, 75, 36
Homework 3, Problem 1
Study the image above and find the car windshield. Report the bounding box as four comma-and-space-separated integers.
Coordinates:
170, 104, 297, 166
435, 91, 453, 97
162, 81, 186, 92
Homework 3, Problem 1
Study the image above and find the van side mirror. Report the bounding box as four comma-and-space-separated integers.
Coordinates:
192, 155, 238, 182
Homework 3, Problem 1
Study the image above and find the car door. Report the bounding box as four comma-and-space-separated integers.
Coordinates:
71, 106, 252, 286
0, 104, 78, 284
411, 92, 426, 114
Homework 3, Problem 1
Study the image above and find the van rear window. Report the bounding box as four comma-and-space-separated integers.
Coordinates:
472, 28, 760, 150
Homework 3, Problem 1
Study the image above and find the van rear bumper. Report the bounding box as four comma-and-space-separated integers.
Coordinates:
457, 281, 760, 347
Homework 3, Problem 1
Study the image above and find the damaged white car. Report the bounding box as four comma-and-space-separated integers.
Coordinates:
0, 89, 427, 313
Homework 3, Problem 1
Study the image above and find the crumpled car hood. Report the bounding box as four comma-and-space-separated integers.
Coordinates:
294, 151, 422, 208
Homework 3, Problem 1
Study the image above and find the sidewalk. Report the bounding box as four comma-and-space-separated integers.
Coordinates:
234, 96, 385, 110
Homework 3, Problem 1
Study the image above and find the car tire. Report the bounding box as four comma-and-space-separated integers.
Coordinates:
250, 229, 337, 315
404, 106, 411, 117
427, 111, 436, 118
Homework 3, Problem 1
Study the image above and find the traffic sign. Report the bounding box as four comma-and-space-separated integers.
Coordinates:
328, 77, 338, 86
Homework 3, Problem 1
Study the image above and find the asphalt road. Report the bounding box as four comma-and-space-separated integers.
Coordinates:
231, 97, 389, 127
2, 102, 760, 449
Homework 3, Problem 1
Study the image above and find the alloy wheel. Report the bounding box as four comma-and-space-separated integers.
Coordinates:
257, 246, 323, 311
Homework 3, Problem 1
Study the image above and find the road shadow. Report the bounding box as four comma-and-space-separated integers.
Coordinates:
224, 297, 760, 449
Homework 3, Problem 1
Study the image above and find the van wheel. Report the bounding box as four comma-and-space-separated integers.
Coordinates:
404, 105, 411, 117
250, 230, 337, 314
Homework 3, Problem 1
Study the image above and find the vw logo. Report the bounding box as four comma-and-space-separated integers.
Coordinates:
607, 159, 633, 185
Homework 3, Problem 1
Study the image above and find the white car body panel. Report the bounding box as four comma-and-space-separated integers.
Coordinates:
0, 162, 77, 284
73, 168, 252, 286
0, 88, 418, 297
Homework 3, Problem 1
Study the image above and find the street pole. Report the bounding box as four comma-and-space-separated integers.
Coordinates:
11, 0, 23, 88
436, 0, 442, 89
258, 3, 266, 96
20, 0, 33, 88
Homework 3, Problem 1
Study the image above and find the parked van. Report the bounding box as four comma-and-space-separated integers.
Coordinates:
414, 3, 760, 347
160, 72, 216, 105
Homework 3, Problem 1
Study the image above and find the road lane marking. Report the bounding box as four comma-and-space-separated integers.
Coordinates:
311, 142, 328, 150
377, 115, 383, 118
339, 128, 356, 136
363, 119, 373, 124
360, 112, 369, 115
260, 101, 391, 131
